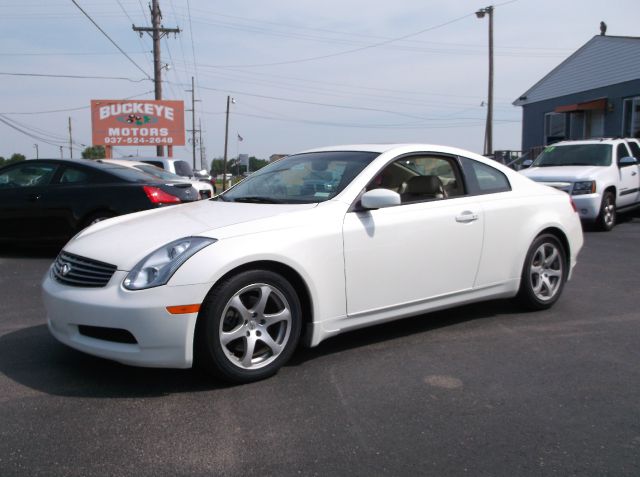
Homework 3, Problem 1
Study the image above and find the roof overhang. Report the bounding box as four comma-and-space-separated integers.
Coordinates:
554, 98, 608, 113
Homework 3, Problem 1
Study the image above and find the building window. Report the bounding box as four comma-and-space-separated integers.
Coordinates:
623, 97, 640, 138
545, 112, 566, 144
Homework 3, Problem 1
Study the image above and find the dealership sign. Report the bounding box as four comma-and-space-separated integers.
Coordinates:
91, 99, 185, 146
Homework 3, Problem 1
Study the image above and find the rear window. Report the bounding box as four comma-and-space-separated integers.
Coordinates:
135, 164, 183, 181
105, 165, 162, 183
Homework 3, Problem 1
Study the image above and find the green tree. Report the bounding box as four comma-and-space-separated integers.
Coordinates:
82, 145, 106, 159
0, 153, 26, 167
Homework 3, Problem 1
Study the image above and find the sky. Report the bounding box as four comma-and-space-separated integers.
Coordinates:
0, 0, 638, 168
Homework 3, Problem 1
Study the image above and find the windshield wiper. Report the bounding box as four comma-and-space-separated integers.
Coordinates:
232, 196, 284, 204
537, 162, 594, 167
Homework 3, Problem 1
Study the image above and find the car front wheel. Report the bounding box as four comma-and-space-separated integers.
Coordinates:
196, 269, 302, 383
517, 234, 567, 310
596, 191, 616, 231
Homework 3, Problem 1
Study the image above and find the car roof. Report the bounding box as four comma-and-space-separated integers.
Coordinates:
120, 156, 189, 163
298, 143, 495, 162
19, 158, 130, 171
97, 159, 149, 168
549, 139, 625, 146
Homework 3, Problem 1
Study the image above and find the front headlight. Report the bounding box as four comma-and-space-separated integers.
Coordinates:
572, 181, 596, 195
123, 237, 217, 290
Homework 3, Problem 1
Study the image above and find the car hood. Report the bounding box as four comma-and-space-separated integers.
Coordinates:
520, 166, 605, 182
65, 200, 318, 269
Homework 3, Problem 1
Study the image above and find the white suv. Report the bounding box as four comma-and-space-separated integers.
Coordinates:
520, 138, 640, 231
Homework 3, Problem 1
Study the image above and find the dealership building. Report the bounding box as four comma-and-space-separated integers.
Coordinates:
514, 35, 640, 156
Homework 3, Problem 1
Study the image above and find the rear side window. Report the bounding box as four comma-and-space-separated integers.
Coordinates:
174, 161, 193, 177
460, 157, 511, 195
59, 166, 93, 184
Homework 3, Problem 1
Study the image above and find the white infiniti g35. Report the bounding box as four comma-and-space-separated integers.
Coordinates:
43, 144, 584, 383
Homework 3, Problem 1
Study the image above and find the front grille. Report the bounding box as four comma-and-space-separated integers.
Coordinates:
52, 252, 117, 288
541, 181, 572, 193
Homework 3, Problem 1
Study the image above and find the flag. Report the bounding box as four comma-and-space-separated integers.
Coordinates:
237, 134, 244, 142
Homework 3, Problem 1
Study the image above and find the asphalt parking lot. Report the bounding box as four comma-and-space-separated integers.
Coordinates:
1, 217, 640, 477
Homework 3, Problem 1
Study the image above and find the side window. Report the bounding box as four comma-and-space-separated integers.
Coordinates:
616, 143, 631, 163
460, 157, 511, 195
0, 163, 57, 188
627, 140, 640, 159
367, 154, 465, 204
174, 161, 193, 177
59, 167, 92, 184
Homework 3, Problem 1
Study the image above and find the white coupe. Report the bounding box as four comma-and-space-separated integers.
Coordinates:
43, 144, 584, 383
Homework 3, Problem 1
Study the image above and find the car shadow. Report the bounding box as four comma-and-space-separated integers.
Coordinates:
289, 298, 523, 366
0, 324, 228, 398
0, 299, 522, 398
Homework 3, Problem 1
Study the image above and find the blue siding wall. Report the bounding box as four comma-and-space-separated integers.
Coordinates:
521, 78, 640, 151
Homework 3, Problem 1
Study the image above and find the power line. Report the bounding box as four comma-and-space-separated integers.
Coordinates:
0, 71, 149, 82
0, 90, 155, 115
194, 84, 513, 122
197, 12, 475, 68
70, 0, 151, 79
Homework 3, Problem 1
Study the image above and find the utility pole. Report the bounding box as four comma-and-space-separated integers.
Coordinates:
198, 118, 205, 170
33, 144, 39, 159
186, 76, 200, 169
68, 117, 73, 158
59, 146, 63, 159
133, 0, 180, 157
476, 5, 494, 156
222, 96, 233, 191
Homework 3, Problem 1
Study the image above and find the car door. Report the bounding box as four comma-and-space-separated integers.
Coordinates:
0, 161, 59, 240
621, 140, 640, 205
342, 154, 484, 317
616, 143, 640, 207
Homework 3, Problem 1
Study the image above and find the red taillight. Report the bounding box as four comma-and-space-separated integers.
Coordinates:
143, 186, 181, 204
569, 196, 578, 212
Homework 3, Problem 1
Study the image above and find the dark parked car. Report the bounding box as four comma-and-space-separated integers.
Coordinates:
0, 159, 198, 243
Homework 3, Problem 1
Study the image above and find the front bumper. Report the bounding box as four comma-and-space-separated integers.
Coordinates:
572, 193, 601, 221
42, 268, 212, 369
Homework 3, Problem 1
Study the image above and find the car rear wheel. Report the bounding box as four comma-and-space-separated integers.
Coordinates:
196, 269, 302, 383
517, 234, 566, 310
596, 191, 616, 231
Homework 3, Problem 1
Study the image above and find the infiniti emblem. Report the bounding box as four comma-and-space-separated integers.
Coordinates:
60, 263, 72, 276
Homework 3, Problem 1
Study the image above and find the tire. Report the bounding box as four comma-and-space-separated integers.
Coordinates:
517, 234, 567, 310
196, 269, 302, 384
596, 191, 616, 231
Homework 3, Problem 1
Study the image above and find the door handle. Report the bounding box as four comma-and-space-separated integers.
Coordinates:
632, 171, 638, 176
455, 211, 479, 223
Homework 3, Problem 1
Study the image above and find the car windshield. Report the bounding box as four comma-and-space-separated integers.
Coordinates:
532, 144, 612, 167
135, 164, 185, 182
220, 151, 379, 204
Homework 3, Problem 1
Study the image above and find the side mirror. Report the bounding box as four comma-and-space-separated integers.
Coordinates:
619, 156, 638, 167
521, 159, 533, 169
360, 189, 401, 210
